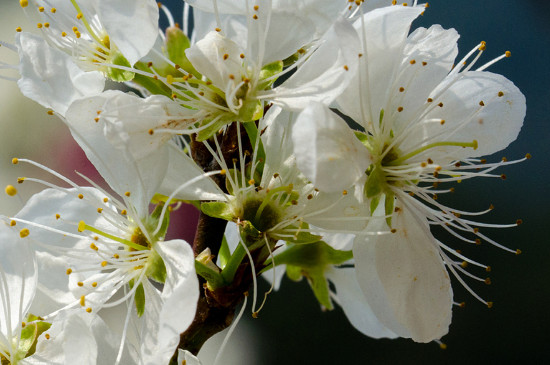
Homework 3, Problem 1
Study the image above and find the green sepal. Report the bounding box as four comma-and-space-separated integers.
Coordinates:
165, 26, 200, 77
354, 131, 372, 152
370, 194, 381, 215
18, 322, 38, 358
284, 223, 322, 245
218, 234, 231, 270
133, 62, 173, 97
145, 249, 167, 283
243, 122, 266, 176
129, 280, 146, 317
364, 164, 385, 198
195, 259, 225, 290
201, 201, 234, 221
196, 117, 230, 142
275, 242, 352, 310
258, 60, 283, 89
148, 203, 171, 241
106, 52, 135, 82
384, 192, 395, 228
238, 100, 263, 123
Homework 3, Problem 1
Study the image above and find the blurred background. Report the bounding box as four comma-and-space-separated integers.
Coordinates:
1, 0, 548, 364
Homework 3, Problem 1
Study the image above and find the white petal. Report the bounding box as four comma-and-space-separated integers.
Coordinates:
292, 102, 371, 192
15, 33, 104, 116
0, 226, 36, 337
337, 5, 424, 124
326, 267, 397, 339
353, 202, 453, 342
140, 240, 199, 364
185, 31, 245, 90
95, 0, 159, 65
65, 91, 169, 215
405, 71, 526, 161
391, 25, 459, 132
178, 349, 202, 365
271, 18, 360, 109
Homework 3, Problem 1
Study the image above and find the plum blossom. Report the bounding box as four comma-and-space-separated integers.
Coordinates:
292, 5, 526, 342
14, 0, 159, 114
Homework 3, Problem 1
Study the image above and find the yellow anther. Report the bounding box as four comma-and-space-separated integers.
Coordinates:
80, 296, 86, 306
77, 282, 84, 287
101, 261, 108, 267
120, 209, 127, 215
91, 282, 97, 287
22, 322, 26, 328
342, 190, 348, 196
516, 249, 522, 255
409, 59, 416, 65
77, 13, 83, 20
166, 75, 174, 84
399, 87, 405, 92
397, 106, 403, 112
12, 158, 19, 164
37, 23, 43, 29
487, 302, 493, 308
113, 254, 120, 259
97, 208, 103, 213
10, 220, 16, 227
55, 214, 61, 220
215, 27, 221, 32
66, 268, 72, 275
19, 228, 30, 238
505, 51, 511, 57
16, 27, 22, 32
484, 277, 492, 285
223, 53, 229, 60
253, 5, 259, 10
525, 153, 532, 159
5, 185, 17, 196
252, 312, 259, 319
20, 0, 28, 8
248, 179, 255, 185
86, 307, 92, 313
78, 220, 86, 232
479, 44, 486, 51
498, 91, 504, 97
44, 22, 50, 28
253, 14, 258, 20
75, 31, 81, 38
148, 129, 154, 135
479, 100, 485, 106
90, 243, 98, 251
343, 65, 349, 71
38, 6, 45, 12
17, 177, 25, 184
125, 191, 131, 197
45, 333, 51, 340
78, 193, 84, 199
51, 8, 57, 13
61, 31, 67, 37
103, 197, 109, 203
240, 53, 245, 59
220, 169, 226, 175
439, 343, 447, 350
72, 26, 78, 32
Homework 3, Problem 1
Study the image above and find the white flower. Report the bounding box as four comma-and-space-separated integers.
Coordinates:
9, 156, 199, 364
292, 5, 526, 342
14, 0, 159, 114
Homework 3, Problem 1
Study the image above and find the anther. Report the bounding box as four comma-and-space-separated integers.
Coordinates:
505, 51, 511, 57
252, 312, 259, 318
391, 229, 397, 233
515, 249, 522, 255
475, 238, 481, 245
487, 302, 493, 308
45, 334, 50, 340
76, 13, 83, 20
460, 261, 468, 268
422, 61, 427, 66
343, 65, 349, 71
78, 221, 86, 232
525, 153, 532, 159
427, 98, 433, 103
86, 307, 92, 313
90, 243, 98, 251
498, 91, 504, 97
47, 110, 54, 115
500, 174, 507, 180
166, 75, 174, 84
17, 177, 25, 184
479, 101, 485, 106
51, 8, 57, 13
12, 158, 19, 165
440, 119, 445, 125
101, 261, 108, 267
19, 228, 30, 238
80, 296, 86, 306
397, 106, 403, 112
37, 23, 43, 29
92, 282, 97, 287
253, 14, 258, 20
253, 5, 259, 10
438, 102, 444, 107
484, 278, 492, 285
16, 27, 22, 33
439, 343, 447, 350
223, 54, 229, 60
103, 198, 109, 203
399, 87, 405, 92
97, 208, 103, 213
248, 179, 255, 185
10, 220, 16, 227
20, 0, 28, 7
77, 194, 84, 199
38, 6, 44, 12
120, 209, 127, 215
66, 268, 72, 275
5, 185, 17, 196
77, 281, 84, 287
409, 59, 416, 65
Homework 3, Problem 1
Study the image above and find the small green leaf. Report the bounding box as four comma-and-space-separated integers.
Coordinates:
238, 100, 263, 123
354, 131, 373, 152
145, 249, 167, 283
384, 192, 396, 228
218, 235, 231, 270
364, 164, 385, 198
307, 267, 333, 310
107, 52, 135, 82
134, 282, 146, 317
165, 26, 200, 77
259, 60, 283, 89
149, 203, 171, 241
19, 322, 38, 355
196, 117, 230, 142
195, 259, 225, 290
201, 202, 234, 221
370, 195, 381, 215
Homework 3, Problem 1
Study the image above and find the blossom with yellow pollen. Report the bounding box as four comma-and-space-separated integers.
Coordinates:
292, 5, 526, 342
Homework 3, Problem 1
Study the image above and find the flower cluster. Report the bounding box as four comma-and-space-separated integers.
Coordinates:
0, 0, 526, 363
